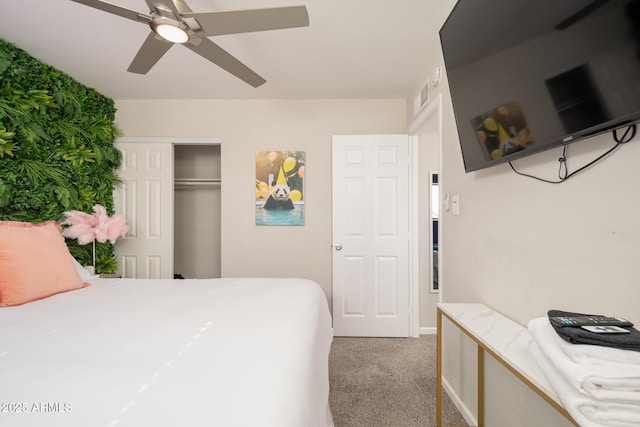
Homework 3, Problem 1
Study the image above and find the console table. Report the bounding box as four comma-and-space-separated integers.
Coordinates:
436, 303, 578, 427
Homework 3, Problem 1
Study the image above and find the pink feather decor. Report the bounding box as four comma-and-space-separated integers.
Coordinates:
61, 204, 129, 270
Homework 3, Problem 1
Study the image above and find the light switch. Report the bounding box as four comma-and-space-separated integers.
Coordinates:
451, 195, 460, 215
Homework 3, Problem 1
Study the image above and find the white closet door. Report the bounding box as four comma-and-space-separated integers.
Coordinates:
114, 142, 174, 279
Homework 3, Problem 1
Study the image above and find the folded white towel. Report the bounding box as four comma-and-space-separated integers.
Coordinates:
566, 343, 640, 366
530, 341, 640, 427
549, 322, 640, 366
528, 317, 640, 403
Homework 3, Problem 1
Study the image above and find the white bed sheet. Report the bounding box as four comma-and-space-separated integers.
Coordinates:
0, 277, 334, 427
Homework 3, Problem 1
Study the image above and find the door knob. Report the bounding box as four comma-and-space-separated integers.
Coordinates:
335, 244, 342, 251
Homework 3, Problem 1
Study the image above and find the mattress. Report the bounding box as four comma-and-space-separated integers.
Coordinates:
0, 277, 334, 427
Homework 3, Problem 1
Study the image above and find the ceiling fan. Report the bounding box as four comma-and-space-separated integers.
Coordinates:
70, 0, 309, 87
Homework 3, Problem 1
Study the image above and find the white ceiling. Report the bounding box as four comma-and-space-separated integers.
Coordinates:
0, 0, 453, 100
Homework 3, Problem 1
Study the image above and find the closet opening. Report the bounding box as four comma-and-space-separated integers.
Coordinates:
174, 144, 221, 279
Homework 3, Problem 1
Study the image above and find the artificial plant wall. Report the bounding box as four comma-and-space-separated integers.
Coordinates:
0, 39, 122, 273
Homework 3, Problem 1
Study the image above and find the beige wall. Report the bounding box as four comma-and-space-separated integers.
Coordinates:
428, 1, 640, 425
414, 114, 440, 330
114, 99, 407, 307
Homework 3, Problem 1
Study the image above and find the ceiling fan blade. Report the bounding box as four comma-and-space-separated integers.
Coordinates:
127, 33, 174, 74
183, 6, 309, 36
70, 0, 149, 23
172, 0, 193, 15
185, 38, 266, 87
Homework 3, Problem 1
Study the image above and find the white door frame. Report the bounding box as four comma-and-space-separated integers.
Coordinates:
117, 137, 221, 145
407, 93, 443, 336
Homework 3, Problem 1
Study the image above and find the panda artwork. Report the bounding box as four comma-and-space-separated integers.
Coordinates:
263, 165, 295, 210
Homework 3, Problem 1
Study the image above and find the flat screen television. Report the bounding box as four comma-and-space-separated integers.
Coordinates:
440, 0, 640, 173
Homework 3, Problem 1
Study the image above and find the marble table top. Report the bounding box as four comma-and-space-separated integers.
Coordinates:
438, 302, 562, 405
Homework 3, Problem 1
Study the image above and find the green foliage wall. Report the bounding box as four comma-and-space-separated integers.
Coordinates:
0, 39, 122, 273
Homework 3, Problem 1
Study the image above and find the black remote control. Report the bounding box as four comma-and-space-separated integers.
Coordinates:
550, 316, 633, 328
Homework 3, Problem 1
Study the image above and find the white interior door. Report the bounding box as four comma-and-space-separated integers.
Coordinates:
332, 134, 410, 337
114, 142, 173, 278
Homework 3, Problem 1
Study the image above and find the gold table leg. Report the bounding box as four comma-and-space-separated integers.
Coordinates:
478, 345, 484, 427
437, 308, 443, 427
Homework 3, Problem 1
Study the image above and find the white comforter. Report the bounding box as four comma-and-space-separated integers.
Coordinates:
0, 277, 334, 427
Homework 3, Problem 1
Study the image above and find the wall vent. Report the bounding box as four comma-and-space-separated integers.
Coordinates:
413, 81, 429, 117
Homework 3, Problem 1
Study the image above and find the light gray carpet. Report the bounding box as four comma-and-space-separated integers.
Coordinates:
329, 335, 468, 427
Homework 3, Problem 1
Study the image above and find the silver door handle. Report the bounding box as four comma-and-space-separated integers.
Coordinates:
335, 244, 342, 251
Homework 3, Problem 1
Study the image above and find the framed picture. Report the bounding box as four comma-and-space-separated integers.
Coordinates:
255, 151, 305, 226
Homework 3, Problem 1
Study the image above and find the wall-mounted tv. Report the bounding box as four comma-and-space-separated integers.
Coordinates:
440, 0, 640, 173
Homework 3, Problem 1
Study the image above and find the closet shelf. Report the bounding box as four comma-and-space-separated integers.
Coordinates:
174, 178, 221, 187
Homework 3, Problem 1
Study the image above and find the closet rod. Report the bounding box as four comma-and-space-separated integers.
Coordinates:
174, 183, 221, 187
174, 178, 221, 183
175, 178, 221, 188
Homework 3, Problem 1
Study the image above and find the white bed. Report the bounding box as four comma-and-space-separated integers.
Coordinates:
0, 276, 334, 427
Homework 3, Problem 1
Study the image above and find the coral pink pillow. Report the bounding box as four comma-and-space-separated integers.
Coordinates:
0, 220, 89, 307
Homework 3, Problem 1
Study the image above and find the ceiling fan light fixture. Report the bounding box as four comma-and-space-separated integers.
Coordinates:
151, 18, 189, 43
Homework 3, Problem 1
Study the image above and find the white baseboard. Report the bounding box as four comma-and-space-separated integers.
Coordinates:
419, 327, 437, 335
441, 376, 477, 427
